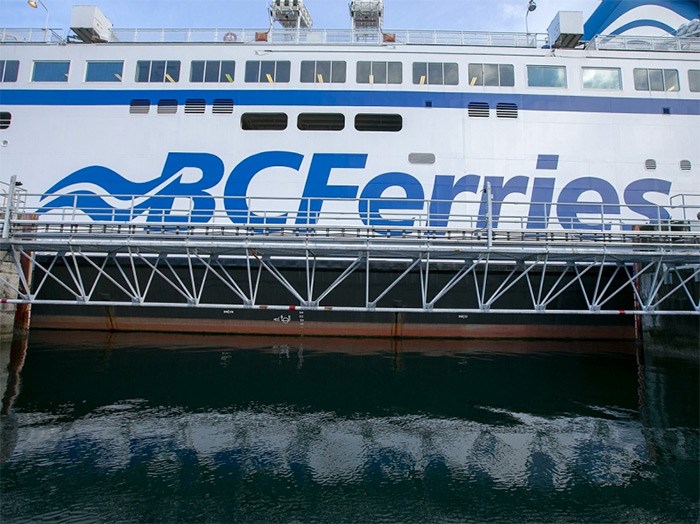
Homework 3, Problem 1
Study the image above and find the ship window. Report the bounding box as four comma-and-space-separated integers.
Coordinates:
213, 99, 234, 114
0, 60, 19, 82
412, 62, 458, 85
633, 68, 679, 92
297, 113, 345, 131
467, 102, 490, 117
354, 114, 402, 132
0, 112, 11, 130
157, 99, 178, 114
241, 113, 288, 130
300, 61, 346, 83
468, 63, 515, 87
136, 60, 181, 83
527, 65, 566, 88
86, 61, 124, 82
185, 99, 206, 114
129, 99, 150, 114
357, 61, 402, 85
190, 60, 235, 83
581, 67, 622, 90
408, 153, 436, 164
32, 61, 70, 82
244, 61, 290, 83
688, 70, 700, 92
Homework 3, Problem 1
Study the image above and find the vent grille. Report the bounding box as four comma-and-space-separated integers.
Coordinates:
129, 99, 150, 114
645, 159, 657, 171
157, 99, 178, 114
496, 102, 518, 118
0, 112, 11, 130
213, 98, 234, 114
680, 160, 692, 171
184, 99, 206, 114
468, 102, 490, 118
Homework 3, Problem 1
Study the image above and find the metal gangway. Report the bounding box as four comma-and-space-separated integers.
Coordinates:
1, 178, 699, 317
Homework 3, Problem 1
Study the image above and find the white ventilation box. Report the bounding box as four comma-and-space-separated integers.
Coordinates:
70, 5, 113, 43
547, 11, 583, 48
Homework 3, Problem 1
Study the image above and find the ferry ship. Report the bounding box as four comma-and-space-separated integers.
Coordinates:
1, 0, 699, 339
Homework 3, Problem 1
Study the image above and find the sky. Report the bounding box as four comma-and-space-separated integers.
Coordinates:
0, 0, 599, 34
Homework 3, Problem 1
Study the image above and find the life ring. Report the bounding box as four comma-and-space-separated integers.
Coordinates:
223, 32, 237, 42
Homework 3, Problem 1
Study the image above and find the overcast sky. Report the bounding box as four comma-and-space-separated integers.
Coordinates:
0, 0, 598, 33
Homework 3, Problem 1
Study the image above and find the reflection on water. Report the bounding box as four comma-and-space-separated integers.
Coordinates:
1, 331, 698, 523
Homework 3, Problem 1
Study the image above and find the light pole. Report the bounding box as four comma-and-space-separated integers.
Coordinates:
27, 0, 50, 42
525, 0, 537, 35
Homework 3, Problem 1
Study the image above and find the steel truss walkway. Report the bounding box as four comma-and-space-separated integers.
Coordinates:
1, 182, 699, 317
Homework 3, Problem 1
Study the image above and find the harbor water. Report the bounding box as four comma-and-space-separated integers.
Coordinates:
1, 331, 698, 523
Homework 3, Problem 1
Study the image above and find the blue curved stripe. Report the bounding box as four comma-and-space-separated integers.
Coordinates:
0, 89, 699, 116
610, 19, 677, 35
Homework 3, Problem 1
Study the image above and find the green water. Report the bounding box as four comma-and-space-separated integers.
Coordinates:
1, 332, 698, 523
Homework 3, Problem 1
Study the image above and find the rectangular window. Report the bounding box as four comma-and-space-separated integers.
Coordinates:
0, 60, 19, 82
354, 114, 402, 132
244, 61, 291, 83
689, 70, 700, 93
135, 60, 181, 83
581, 67, 622, 90
190, 60, 235, 83
634, 68, 680, 92
357, 61, 402, 84
468, 63, 515, 87
300, 61, 346, 83
527, 65, 567, 88
32, 61, 70, 82
86, 61, 124, 82
297, 113, 345, 131
241, 113, 288, 130
412, 62, 458, 85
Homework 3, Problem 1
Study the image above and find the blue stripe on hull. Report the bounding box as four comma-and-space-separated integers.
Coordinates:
1, 89, 699, 115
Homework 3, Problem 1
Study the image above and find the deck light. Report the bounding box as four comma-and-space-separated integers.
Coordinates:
525, 0, 537, 36
27, 0, 50, 42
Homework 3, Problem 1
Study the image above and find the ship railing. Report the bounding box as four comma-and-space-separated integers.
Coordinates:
105, 27, 545, 47
0, 28, 65, 44
586, 34, 700, 52
4, 190, 700, 250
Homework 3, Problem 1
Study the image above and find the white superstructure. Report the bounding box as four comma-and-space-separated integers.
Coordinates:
0, 1, 699, 233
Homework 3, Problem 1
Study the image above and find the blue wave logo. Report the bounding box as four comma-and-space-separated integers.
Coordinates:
38, 153, 225, 223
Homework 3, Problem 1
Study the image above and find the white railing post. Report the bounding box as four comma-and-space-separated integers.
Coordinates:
2, 175, 17, 240
486, 182, 493, 249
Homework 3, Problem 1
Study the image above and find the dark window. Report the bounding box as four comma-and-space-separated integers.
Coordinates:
213, 99, 235, 114
413, 62, 458, 85
245, 61, 291, 83
354, 114, 402, 132
32, 61, 70, 82
129, 99, 150, 114
0, 112, 11, 130
357, 61, 402, 84
86, 61, 123, 82
634, 68, 679, 92
136, 60, 180, 83
468, 63, 515, 87
190, 60, 235, 83
689, 70, 700, 92
241, 113, 288, 130
297, 113, 345, 131
0, 60, 19, 82
300, 60, 346, 83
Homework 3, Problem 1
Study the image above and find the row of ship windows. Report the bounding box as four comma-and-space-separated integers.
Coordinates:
2, 59, 699, 93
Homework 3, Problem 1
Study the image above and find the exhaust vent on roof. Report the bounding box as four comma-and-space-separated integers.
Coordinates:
645, 159, 657, 170
157, 99, 178, 114
129, 99, 150, 114
680, 160, 692, 171
185, 99, 206, 114
213, 99, 234, 114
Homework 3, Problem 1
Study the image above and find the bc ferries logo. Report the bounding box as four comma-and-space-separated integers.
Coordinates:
38, 151, 673, 231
